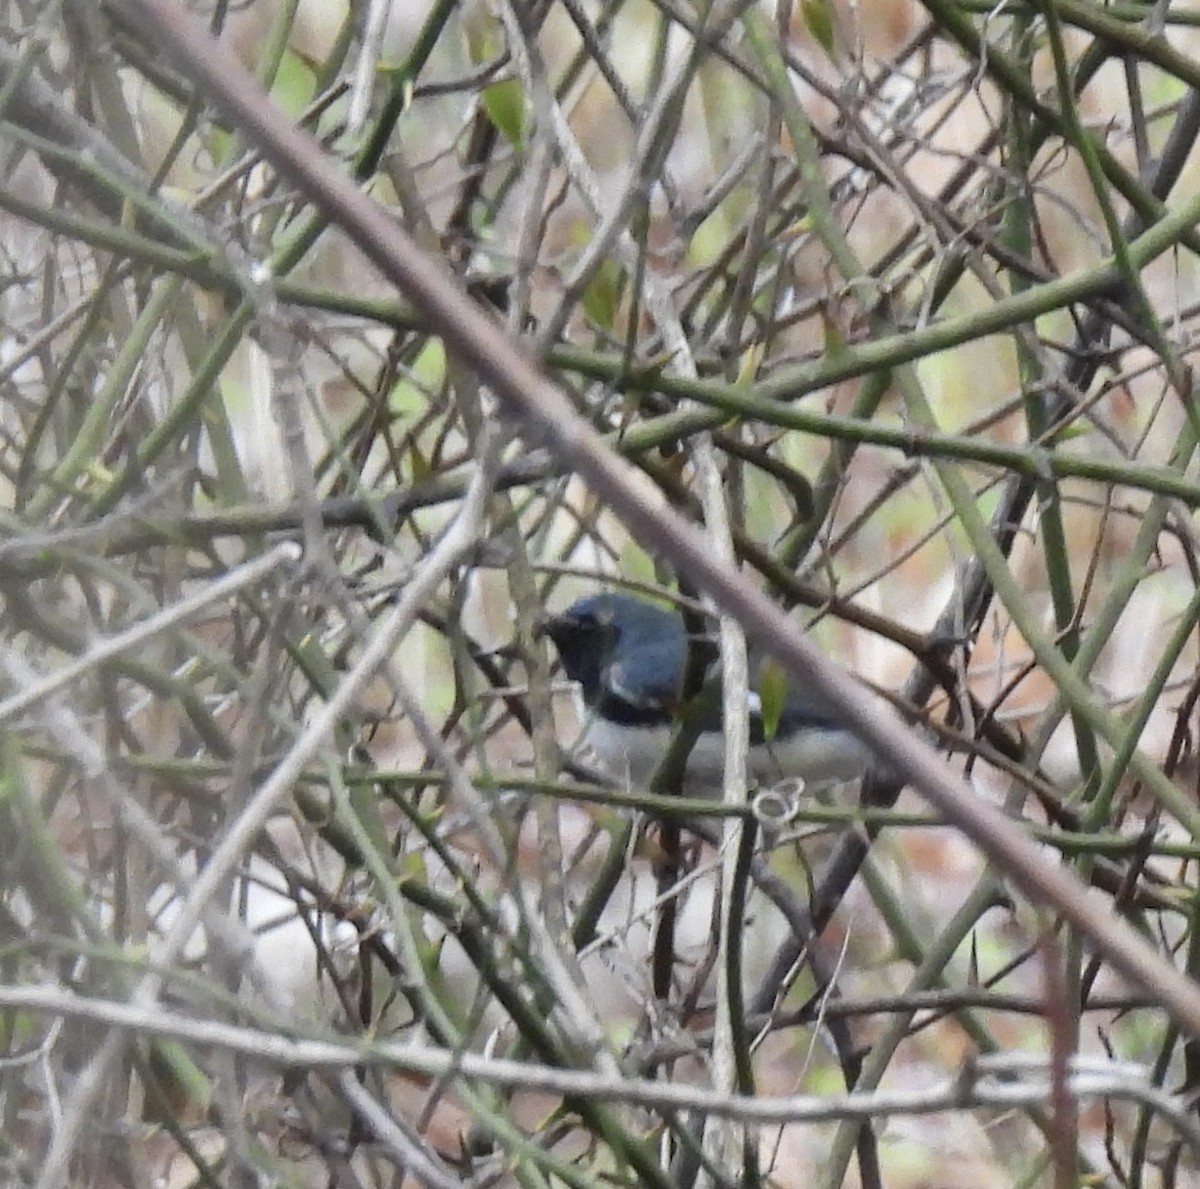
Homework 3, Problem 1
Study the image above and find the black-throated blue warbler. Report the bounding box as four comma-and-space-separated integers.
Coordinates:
542, 592, 873, 793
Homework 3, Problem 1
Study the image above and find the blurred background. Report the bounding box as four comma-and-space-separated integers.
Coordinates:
3, 0, 1200, 1184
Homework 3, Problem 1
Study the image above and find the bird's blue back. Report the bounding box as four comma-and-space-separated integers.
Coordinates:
562, 592, 847, 736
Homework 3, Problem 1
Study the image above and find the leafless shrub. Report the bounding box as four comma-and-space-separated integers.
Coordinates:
2, 1, 1200, 1185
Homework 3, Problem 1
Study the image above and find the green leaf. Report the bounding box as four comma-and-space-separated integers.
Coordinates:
821, 308, 848, 357
464, 11, 500, 63
270, 49, 316, 117
408, 439, 432, 483
463, 11, 523, 145
483, 78, 526, 148
583, 257, 624, 329
388, 378, 424, 421
758, 660, 788, 742
1049, 421, 1091, 443
802, 0, 838, 60
736, 341, 765, 386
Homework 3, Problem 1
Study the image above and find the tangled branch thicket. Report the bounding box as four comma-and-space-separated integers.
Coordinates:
4, 0, 1200, 1184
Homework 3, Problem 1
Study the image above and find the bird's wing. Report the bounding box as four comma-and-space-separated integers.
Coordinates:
712, 668, 846, 743
605, 643, 851, 740
768, 682, 846, 738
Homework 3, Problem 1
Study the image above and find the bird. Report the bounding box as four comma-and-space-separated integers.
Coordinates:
541, 591, 874, 794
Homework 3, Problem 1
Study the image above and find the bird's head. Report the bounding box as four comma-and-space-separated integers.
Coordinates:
541, 593, 685, 702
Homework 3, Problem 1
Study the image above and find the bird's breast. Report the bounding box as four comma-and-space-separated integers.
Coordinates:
577, 716, 871, 795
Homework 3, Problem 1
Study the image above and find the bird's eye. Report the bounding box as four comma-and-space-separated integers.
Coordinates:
572, 612, 614, 642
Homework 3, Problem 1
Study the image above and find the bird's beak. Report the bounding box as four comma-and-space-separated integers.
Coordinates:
483, 616, 563, 664
536, 611, 568, 645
